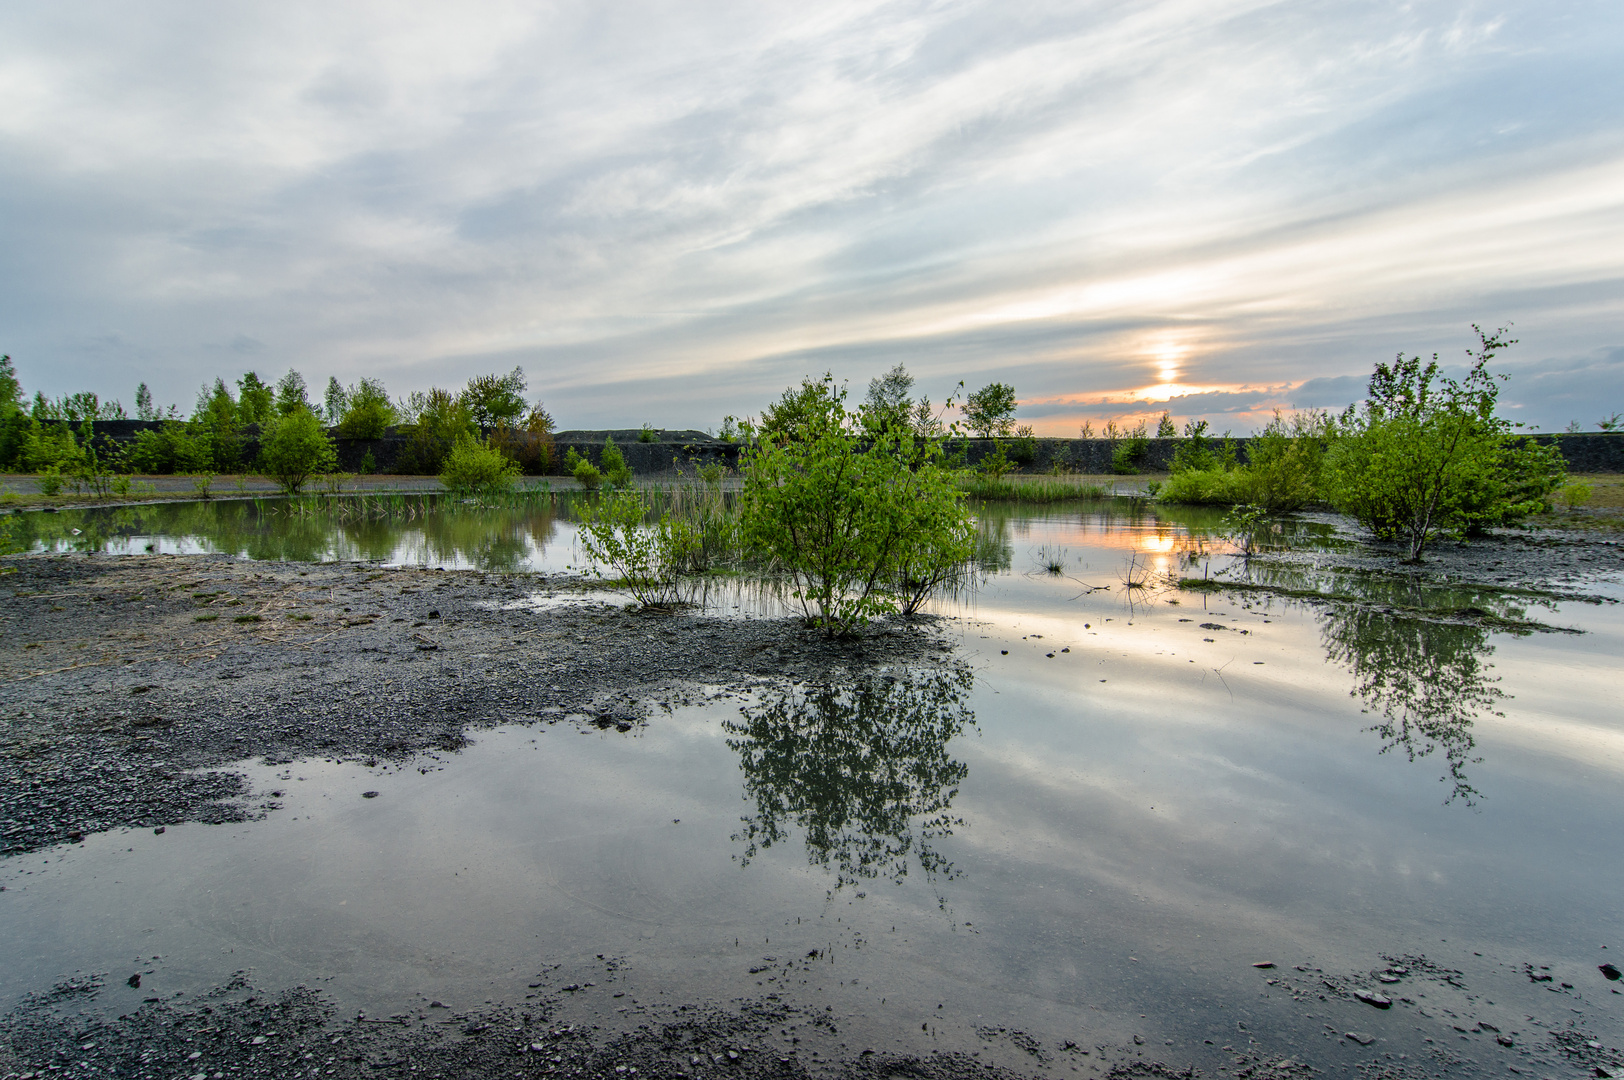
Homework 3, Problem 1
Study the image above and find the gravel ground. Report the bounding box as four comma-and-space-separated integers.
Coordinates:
0, 552, 951, 857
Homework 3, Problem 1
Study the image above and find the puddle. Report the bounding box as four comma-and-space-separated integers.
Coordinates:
3, 502, 1622, 1072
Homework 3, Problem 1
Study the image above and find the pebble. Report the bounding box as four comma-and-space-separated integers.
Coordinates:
1345, 1032, 1375, 1046
1353, 990, 1392, 1008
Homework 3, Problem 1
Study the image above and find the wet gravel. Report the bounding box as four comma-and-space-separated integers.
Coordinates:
1258, 514, 1624, 597
0, 552, 951, 856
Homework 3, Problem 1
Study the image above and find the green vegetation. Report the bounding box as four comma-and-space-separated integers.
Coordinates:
962, 382, 1017, 438
440, 435, 521, 495
739, 377, 974, 632
1323, 326, 1564, 560
1111, 421, 1150, 474
257, 410, 338, 494
958, 475, 1109, 502
575, 488, 688, 607
0, 357, 558, 483
566, 447, 603, 490
600, 437, 632, 487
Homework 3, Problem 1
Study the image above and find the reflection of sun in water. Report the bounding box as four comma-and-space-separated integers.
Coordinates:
1139, 533, 1175, 572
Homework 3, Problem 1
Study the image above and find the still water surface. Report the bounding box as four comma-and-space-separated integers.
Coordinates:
5, 498, 1623, 1070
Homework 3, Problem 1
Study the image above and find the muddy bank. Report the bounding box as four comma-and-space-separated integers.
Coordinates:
5, 947, 1619, 1080
0, 552, 950, 856
1227, 513, 1624, 599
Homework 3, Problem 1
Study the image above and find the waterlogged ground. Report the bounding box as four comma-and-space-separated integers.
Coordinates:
2, 498, 1623, 1079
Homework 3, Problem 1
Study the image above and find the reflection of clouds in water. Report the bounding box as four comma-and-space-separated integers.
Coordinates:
724, 665, 975, 901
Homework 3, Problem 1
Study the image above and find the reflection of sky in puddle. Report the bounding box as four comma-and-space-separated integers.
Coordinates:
4, 502, 1623, 1064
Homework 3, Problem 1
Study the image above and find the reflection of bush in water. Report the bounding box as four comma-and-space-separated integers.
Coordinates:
724, 665, 975, 896
1320, 606, 1505, 804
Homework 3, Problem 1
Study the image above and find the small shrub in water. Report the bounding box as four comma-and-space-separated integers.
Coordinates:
577, 488, 686, 608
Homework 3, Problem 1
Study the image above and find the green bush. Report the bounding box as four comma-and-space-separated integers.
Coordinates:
566, 447, 603, 489
978, 441, 1013, 479
740, 378, 974, 634
1241, 410, 1331, 511
601, 437, 631, 487
1111, 430, 1149, 474
440, 434, 520, 495
1158, 467, 1249, 505
638, 423, 657, 443
576, 488, 687, 607
1323, 326, 1565, 561
258, 409, 338, 494
19, 418, 82, 473
122, 422, 213, 474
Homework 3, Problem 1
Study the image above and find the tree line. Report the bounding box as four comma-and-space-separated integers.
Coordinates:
0, 358, 557, 486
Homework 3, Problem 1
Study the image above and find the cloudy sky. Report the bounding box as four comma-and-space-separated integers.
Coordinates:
2, 0, 1622, 434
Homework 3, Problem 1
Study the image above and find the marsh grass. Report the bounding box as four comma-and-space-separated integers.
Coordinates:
959, 475, 1112, 502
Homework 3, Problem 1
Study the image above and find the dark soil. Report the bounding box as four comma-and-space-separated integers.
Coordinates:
0, 552, 952, 857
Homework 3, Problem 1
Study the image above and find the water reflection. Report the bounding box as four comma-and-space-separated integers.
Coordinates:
723, 665, 976, 899
16, 496, 567, 573
1319, 607, 1505, 805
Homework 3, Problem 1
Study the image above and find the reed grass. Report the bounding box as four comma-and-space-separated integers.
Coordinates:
958, 475, 1111, 502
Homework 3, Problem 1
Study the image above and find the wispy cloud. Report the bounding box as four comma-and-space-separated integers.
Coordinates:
0, 0, 1620, 431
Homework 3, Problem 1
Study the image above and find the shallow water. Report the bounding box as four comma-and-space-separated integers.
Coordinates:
4, 500, 1623, 1071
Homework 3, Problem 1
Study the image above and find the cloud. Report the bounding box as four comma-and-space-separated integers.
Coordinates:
0, 0, 1621, 431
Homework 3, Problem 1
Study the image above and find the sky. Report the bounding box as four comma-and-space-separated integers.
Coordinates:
2, 0, 1622, 435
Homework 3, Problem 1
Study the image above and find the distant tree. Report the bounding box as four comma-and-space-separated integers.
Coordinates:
462, 367, 527, 427
134, 383, 158, 421
1156, 411, 1177, 438
0, 356, 25, 468
194, 379, 241, 470
398, 388, 475, 474
323, 377, 348, 426
760, 375, 843, 442
236, 372, 275, 425
334, 377, 396, 440
864, 363, 915, 431
275, 369, 309, 416
257, 409, 337, 494
962, 382, 1017, 438
0, 356, 20, 416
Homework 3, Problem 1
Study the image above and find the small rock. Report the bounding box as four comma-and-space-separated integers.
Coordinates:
127, 974, 141, 988
1345, 1032, 1375, 1046
1497, 1035, 1514, 1047
428, 1001, 447, 1009
427, 610, 440, 619
250, 1035, 267, 1045
1601, 963, 1622, 981
153, 826, 166, 835
1133, 1035, 1145, 1045
726, 1050, 740, 1061
1252, 962, 1275, 969
361, 791, 380, 799
1353, 990, 1392, 1009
